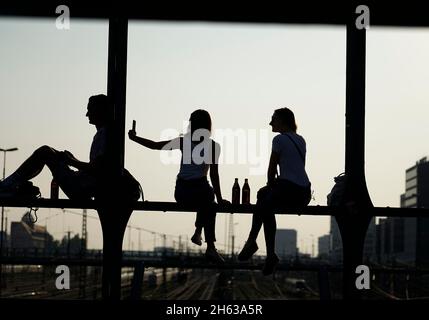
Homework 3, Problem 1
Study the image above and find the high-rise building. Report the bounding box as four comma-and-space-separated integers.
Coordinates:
0, 231, 10, 248
275, 229, 297, 258
318, 234, 330, 258
330, 216, 343, 263
378, 157, 429, 266
364, 217, 377, 262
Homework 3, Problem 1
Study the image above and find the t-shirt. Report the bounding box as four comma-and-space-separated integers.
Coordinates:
72, 126, 108, 188
272, 132, 310, 187
168, 133, 221, 180
90, 126, 108, 163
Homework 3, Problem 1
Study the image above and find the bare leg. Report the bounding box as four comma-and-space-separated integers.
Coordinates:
191, 210, 205, 246
191, 226, 203, 246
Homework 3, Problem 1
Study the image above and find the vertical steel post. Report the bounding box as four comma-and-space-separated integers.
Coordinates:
338, 8, 373, 299
99, 15, 130, 300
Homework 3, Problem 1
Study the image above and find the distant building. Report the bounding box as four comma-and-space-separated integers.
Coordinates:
275, 229, 297, 258
375, 219, 384, 263
330, 217, 342, 263
11, 213, 50, 249
318, 234, 330, 258
154, 246, 176, 255
297, 252, 312, 261
0, 231, 10, 248
364, 217, 377, 262
378, 157, 429, 267
330, 216, 376, 264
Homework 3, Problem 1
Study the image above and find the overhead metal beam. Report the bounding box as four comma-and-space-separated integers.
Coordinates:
1, 3, 429, 27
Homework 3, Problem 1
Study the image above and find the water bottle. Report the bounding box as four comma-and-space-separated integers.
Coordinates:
232, 178, 240, 204
242, 178, 250, 204
51, 179, 59, 200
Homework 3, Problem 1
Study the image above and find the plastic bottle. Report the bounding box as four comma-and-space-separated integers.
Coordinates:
232, 178, 240, 204
51, 179, 59, 200
242, 178, 250, 204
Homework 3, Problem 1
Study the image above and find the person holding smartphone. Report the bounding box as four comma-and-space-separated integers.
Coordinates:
128, 110, 229, 263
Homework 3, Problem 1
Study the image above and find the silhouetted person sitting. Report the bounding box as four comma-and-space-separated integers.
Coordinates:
0, 94, 112, 200
238, 108, 311, 275
128, 109, 230, 264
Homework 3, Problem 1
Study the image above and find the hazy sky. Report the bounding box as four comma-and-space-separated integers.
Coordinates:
1, 17, 429, 256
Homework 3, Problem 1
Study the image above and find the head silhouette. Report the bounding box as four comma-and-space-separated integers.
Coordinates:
188, 109, 212, 138
270, 107, 297, 133
86, 94, 113, 127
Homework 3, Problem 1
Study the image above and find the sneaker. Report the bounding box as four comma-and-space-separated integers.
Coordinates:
0, 181, 40, 200
262, 254, 279, 276
205, 247, 225, 264
191, 232, 202, 246
238, 241, 258, 261
0, 185, 16, 199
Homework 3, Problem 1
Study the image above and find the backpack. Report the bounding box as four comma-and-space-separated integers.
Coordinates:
96, 169, 143, 203
120, 169, 144, 202
327, 173, 347, 206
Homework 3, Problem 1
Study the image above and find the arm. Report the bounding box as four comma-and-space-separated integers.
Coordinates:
209, 141, 229, 204
128, 130, 176, 150
267, 150, 280, 186
210, 163, 224, 203
63, 150, 98, 172
69, 158, 91, 171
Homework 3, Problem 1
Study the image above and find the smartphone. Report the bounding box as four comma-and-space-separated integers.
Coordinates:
132, 120, 136, 131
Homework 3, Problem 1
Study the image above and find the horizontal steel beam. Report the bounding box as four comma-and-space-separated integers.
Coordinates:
0, 199, 428, 217
2, 257, 429, 274
1, 3, 429, 27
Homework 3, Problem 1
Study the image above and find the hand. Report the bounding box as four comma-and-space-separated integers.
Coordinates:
63, 150, 73, 157
128, 129, 137, 140
218, 199, 231, 206
63, 150, 77, 164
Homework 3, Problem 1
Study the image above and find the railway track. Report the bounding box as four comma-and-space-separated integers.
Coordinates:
1, 267, 132, 299
166, 277, 201, 299
2, 267, 321, 300
165, 271, 219, 300
199, 273, 219, 300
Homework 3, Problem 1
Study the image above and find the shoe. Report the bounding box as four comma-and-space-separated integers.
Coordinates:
0, 185, 16, 199
191, 233, 202, 246
205, 247, 225, 264
0, 181, 40, 200
238, 241, 258, 261
262, 254, 279, 276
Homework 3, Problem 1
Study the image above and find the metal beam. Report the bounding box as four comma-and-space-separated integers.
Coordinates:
336, 8, 373, 300
2, 3, 429, 27
1, 199, 429, 217
107, 17, 128, 176
99, 15, 130, 301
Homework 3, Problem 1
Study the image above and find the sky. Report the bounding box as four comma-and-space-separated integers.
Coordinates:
1, 17, 429, 256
